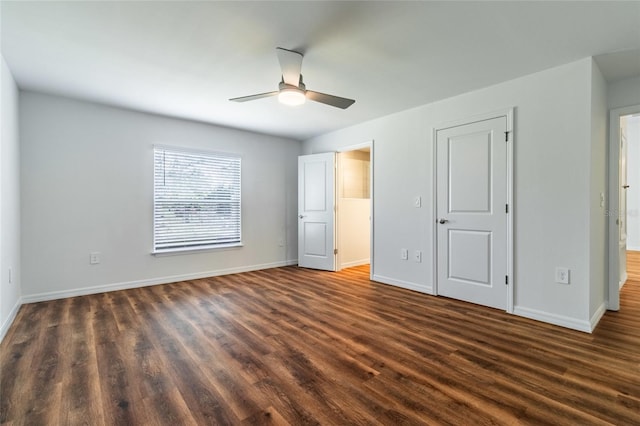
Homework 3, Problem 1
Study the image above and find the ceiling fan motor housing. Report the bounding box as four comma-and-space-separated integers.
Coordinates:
279, 79, 306, 93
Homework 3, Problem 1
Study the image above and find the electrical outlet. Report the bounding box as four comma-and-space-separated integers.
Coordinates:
555, 267, 569, 284
414, 250, 422, 263
400, 248, 408, 260
90, 252, 101, 265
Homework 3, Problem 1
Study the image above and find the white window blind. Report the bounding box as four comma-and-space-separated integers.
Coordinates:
153, 146, 241, 252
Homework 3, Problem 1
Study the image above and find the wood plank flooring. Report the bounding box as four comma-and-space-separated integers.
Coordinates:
2, 265, 639, 425
627, 250, 640, 281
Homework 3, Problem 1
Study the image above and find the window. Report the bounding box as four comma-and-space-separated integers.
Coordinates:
153, 146, 241, 253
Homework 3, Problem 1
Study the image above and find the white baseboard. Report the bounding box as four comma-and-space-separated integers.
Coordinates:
372, 274, 433, 295
620, 271, 628, 289
590, 302, 607, 331
21, 259, 298, 304
0, 297, 23, 343
340, 258, 370, 269
513, 305, 592, 333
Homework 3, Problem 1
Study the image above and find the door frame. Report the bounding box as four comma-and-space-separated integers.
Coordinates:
608, 105, 640, 311
431, 108, 514, 313
336, 140, 374, 280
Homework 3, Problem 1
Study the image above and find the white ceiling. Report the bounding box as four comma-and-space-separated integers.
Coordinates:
2, 1, 639, 140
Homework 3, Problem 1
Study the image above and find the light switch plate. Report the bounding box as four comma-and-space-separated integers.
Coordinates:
90, 252, 101, 265
401, 248, 408, 260
555, 267, 569, 284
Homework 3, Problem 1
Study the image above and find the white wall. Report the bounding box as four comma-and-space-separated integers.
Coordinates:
20, 92, 301, 300
304, 58, 600, 331
628, 116, 640, 251
338, 199, 370, 268
0, 56, 22, 340
608, 75, 640, 110
589, 59, 609, 323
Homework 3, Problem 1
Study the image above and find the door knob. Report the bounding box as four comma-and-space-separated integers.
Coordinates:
439, 218, 449, 224
623, 185, 630, 189
299, 214, 305, 219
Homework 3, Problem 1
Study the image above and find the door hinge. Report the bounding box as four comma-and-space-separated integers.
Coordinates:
505, 204, 509, 214
505, 275, 509, 285
505, 131, 510, 142
334, 249, 338, 255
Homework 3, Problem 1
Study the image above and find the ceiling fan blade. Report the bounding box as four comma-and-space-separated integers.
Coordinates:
229, 91, 279, 102
276, 47, 303, 86
306, 90, 355, 109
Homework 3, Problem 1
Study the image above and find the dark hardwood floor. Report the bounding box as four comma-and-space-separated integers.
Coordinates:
2, 265, 639, 425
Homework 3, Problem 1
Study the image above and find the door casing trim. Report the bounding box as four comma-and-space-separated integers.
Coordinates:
608, 105, 640, 311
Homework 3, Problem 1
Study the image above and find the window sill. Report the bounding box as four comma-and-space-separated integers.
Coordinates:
152, 243, 244, 257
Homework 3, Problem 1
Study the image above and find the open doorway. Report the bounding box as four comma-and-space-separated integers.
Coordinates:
336, 144, 372, 273
609, 107, 640, 310
624, 115, 640, 280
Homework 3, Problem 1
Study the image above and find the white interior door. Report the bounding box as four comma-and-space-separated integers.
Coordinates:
436, 116, 508, 310
619, 118, 628, 285
298, 152, 336, 271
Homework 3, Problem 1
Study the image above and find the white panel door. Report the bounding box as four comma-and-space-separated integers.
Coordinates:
298, 152, 336, 271
436, 116, 508, 310
619, 119, 628, 285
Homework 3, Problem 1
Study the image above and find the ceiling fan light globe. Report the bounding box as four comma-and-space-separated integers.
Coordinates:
278, 89, 306, 106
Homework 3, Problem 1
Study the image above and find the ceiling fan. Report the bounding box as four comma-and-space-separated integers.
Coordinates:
229, 47, 355, 109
